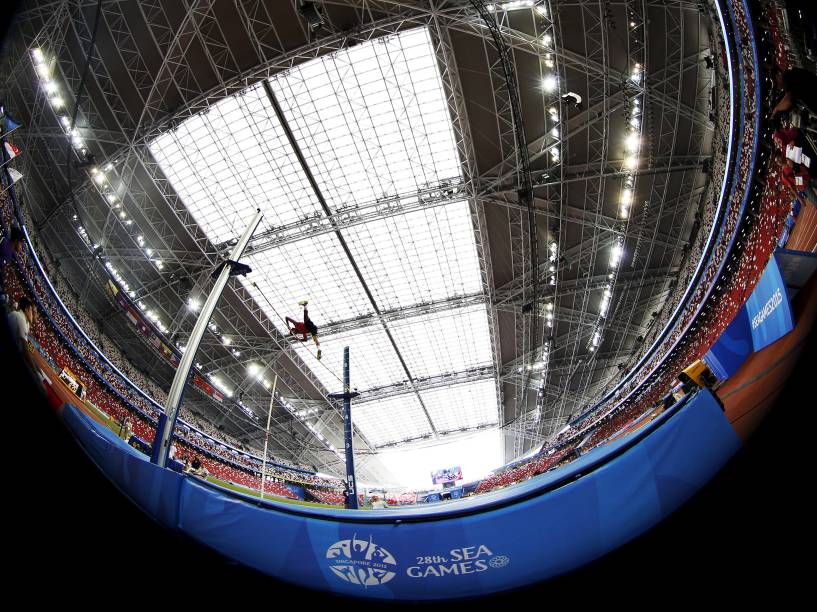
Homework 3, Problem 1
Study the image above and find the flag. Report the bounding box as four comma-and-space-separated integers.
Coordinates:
1, 112, 20, 135
4, 142, 20, 159
7, 167, 23, 184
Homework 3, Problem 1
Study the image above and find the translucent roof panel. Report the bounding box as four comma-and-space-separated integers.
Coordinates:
420, 379, 499, 434
389, 304, 494, 380
148, 25, 501, 451
239, 233, 373, 332
352, 393, 433, 447
341, 201, 483, 310
292, 324, 408, 392
270, 27, 462, 211
149, 82, 321, 244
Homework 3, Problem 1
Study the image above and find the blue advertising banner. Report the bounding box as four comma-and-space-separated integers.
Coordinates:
745, 254, 795, 352
62, 389, 740, 601
704, 307, 752, 380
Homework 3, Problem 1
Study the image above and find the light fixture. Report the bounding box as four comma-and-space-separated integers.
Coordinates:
610, 244, 623, 266
542, 74, 558, 92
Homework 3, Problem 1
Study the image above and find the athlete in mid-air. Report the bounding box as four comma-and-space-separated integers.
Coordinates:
286, 300, 322, 360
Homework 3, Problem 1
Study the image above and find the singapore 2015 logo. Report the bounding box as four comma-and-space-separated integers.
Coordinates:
326, 535, 397, 587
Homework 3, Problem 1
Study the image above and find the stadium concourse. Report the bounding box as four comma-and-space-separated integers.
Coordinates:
1, 0, 816, 602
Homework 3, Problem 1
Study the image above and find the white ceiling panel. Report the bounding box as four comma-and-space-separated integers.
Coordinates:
342, 200, 483, 310
270, 27, 462, 211
239, 233, 373, 331
352, 393, 433, 447
149, 82, 321, 244
420, 379, 499, 434
292, 324, 407, 392
389, 304, 494, 380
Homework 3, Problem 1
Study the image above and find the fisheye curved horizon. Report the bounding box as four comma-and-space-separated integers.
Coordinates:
2, 0, 816, 601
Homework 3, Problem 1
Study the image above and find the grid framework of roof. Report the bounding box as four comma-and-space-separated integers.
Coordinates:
148, 27, 499, 448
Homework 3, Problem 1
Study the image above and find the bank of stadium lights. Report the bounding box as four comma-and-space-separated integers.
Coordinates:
542, 74, 558, 93
609, 242, 624, 268
599, 286, 612, 317
208, 374, 233, 398
278, 397, 339, 457
486, 1, 537, 12
33, 47, 159, 276
31, 48, 66, 113
630, 63, 643, 84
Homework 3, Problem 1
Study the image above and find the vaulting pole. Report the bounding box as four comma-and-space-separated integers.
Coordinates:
260, 373, 279, 499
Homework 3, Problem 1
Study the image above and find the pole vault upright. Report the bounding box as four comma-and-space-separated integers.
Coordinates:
151, 209, 263, 467
329, 346, 360, 509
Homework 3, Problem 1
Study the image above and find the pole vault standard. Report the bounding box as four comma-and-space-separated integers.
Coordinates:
151, 209, 264, 467
329, 346, 359, 509
260, 373, 279, 499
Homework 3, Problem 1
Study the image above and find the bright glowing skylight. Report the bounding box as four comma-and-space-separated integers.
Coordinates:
342, 200, 483, 310
292, 324, 407, 392
353, 394, 433, 447
270, 27, 462, 210
419, 379, 498, 434
374, 429, 502, 489
149, 26, 499, 452
150, 82, 319, 244
388, 305, 493, 379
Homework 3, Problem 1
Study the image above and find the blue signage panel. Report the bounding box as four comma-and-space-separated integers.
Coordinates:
745, 255, 795, 352
61, 389, 741, 601
704, 307, 752, 380
175, 390, 738, 600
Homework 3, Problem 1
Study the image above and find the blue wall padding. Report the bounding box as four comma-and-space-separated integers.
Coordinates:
63, 404, 184, 530
704, 306, 753, 379
63, 391, 739, 600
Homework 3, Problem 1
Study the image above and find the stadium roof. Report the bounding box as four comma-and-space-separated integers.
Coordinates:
150, 28, 499, 448
2, 0, 718, 482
